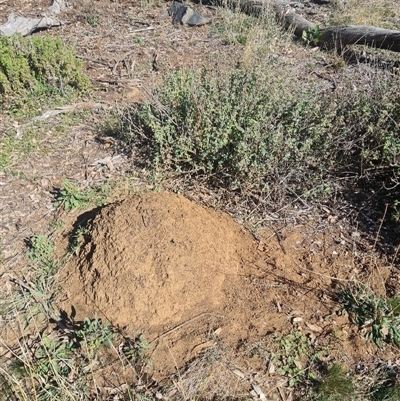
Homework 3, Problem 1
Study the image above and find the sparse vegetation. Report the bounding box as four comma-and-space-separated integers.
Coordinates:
314, 363, 354, 401
1, 231, 153, 400
1, 0, 400, 400
337, 284, 400, 348
55, 180, 111, 211
68, 225, 89, 255
270, 331, 323, 388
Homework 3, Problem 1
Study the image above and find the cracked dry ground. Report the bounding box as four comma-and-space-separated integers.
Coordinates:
1, 0, 400, 399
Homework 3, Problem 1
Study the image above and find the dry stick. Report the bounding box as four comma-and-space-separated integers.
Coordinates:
391, 242, 400, 268
130, 26, 155, 33
373, 203, 388, 251
76, 55, 111, 66
152, 312, 225, 342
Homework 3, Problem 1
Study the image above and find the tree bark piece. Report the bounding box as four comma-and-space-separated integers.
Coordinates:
0, 0, 65, 37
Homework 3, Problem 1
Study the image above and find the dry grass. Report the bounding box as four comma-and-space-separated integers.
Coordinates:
331, 0, 400, 29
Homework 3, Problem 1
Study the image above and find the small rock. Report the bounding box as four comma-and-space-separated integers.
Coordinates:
292, 316, 303, 324
168, 1, 210, 26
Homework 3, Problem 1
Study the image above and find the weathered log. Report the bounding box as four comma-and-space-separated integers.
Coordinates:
0, 15, 61, 37
272, 1, 316, 37
220, 0, 400, 53
319, 25, 400, 52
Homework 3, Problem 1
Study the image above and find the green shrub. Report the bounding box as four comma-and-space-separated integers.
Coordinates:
119, 66, 400, 210
127, 68, 332, 189
0, 34, 89, 108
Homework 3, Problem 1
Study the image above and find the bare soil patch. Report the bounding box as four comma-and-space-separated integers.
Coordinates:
59, 191, 399, 384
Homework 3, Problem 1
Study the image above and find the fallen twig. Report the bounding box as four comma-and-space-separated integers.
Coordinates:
15, 102, 102, 137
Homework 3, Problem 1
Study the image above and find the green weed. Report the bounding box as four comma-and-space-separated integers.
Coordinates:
49, 219, 66, 231
302, 26, 321, 46
121, 334, 152, 364
337, 284, 400, 348
68, 226, 89, 255
23, 235, 60, 323
76, 316, 116, 359
271, 331, 323, 388
28, 234, 58, 276
55, 180, 110, 211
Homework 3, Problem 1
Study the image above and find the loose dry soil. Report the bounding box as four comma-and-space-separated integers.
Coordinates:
58, 191, 396, 383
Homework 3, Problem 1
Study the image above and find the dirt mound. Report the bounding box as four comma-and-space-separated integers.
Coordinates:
60, 192, 280, 375
59, 192, 377, 380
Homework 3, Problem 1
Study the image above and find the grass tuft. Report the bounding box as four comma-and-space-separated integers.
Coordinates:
315, 363, 354, 401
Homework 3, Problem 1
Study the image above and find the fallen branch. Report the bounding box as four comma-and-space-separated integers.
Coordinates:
221, 0, 400, 52
15, 102, 101, 137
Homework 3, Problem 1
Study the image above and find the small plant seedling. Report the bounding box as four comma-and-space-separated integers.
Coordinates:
68, 226, 89, 255
49, 219, 66, 231
76, 316, 116, 359
337, 284, 400, 348
55, 180, 110, 211
121, 334, 152, 364
302, 26, 321, 46
270, 331, 322, 387
55, 180, 92, 211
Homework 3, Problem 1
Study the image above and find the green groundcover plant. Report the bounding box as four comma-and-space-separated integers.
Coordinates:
0, 34, 89, 109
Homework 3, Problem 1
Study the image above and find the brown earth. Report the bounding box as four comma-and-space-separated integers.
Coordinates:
60, 191, 271, 378
58, 191, 396, 383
